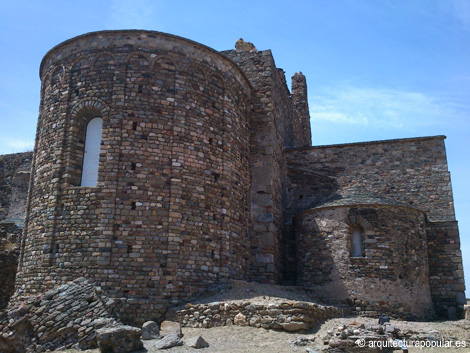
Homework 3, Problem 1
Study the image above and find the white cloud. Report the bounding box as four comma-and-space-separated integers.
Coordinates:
308, 86, 465, 129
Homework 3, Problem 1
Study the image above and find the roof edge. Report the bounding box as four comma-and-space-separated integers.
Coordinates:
39, 30, 252, 90
286, 135, 446, 153
295, 202, 427, 219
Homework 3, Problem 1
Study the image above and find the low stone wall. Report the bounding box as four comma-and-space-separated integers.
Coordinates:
169, 301, 343, 331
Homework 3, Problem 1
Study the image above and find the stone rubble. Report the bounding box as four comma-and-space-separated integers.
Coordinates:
0, 278, 119, 352
291, 335, 315, 346
319, 320, 463, 352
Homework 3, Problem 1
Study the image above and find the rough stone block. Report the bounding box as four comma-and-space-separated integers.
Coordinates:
141, 321, 159, 340
154, 334, 183, 350
96, 325, 143, 353
186, 335, 209, 349
159, 321, 182, 338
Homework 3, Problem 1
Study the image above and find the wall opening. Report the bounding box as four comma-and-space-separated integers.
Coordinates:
350, 228, 363, 257
80, 117, 103, 186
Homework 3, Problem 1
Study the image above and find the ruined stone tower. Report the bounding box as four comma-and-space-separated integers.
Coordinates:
11, 30, 465, 323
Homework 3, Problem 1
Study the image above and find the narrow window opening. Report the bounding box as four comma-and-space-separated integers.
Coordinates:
351, 228, 363, 257
132, 122, 137, 131
80, 117, 103, 186
131, 163, 136, 171
131, 202, 136, 210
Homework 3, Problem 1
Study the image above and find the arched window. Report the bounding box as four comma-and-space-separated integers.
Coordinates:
351, 228, 363, 257
80, 117, 103, 186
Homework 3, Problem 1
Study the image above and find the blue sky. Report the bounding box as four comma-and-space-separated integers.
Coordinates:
0, 0, 469, 293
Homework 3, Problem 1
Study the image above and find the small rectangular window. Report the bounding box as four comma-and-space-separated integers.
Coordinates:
351, 228, 363, 257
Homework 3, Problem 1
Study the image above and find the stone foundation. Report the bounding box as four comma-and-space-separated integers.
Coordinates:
168, 300, 343, 331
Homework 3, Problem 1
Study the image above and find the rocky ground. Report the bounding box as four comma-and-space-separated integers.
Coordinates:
55, 281, 470, 353
56, 316, 470, 353
4, 280, 469, 352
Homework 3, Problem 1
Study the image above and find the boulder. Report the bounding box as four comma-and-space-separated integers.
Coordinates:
96, 325, 143, 353
281, 321, 308, 331
141, 321, 160, 340
186, 335, 209, 349
233, 313, 248, 326
160, 320, 182, 338
154, 334, 183, 350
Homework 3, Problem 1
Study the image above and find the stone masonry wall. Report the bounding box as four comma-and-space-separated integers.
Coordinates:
286, 136, 465, 318
223, 46, 311, 284
295, 204, 433, 319
0, 152, 32, 310
0, 152, 32, 224
427, 221, 466, 318
0, 223, 22, 309
15, 30, 252, 324
291, 72, 311, 147
285, 136, 455, 223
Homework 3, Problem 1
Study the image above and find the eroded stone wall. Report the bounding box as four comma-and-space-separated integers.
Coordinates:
295, 204, 433, 319
427, 221, 466, 318
0, 152, 32, 309
0, 152, 32, 224
0, 223, 22, 309
15, 30, 252, 324
222, 47, 311, 284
